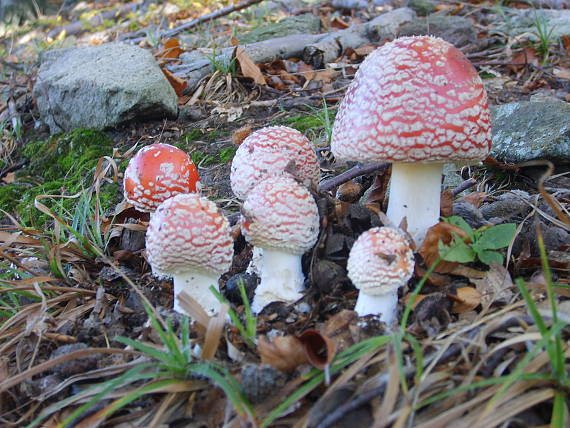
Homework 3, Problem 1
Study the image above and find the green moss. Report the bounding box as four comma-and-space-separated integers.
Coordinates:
281, 115, 324, 134
191, 146, 236, 166
8, 129, 121, 226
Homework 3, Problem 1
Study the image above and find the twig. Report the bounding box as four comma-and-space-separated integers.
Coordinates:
124, 0, 264, 44
47, 1, 144, 39
318, 162, 389, 193
452, 178, 477, 196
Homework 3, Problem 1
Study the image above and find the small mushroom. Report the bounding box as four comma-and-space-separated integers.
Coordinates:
347, 227, 414, 324
124, 143, 201, 212
145, 193, 233, 316
331, 36, 491, 244
240, 175, 320, 313
230, 126, 320, 200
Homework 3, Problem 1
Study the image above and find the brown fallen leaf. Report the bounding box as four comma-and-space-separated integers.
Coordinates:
419, 221, 470, 273
470, 263, 515, 309
449, 287, 482, 313
235, 46, 266, 85
258, 335, 307, 372
232, 124, 252, 146
440, 188, 454, 217
460, 191, 487, 208
161, 68, 188, 97
157, 38, 185, 62
296, 329, 337, 371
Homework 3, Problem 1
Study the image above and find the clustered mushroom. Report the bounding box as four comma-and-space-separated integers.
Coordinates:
331, 36, 491, 244
347, 227, 414, 324
145, 193, 233, 316
124, 35, 488, 326
240, 175, 320, 313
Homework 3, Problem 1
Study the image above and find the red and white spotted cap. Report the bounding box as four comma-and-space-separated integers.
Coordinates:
124, 143, 201, 212
146, 193, 233, 277
230, 126, 320, 200
347, 227, 414, 295
240, 175, 320, 255
331, 36, 491, 163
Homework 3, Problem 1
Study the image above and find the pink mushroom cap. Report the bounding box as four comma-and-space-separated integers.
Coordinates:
230, 126, 320, 200
331, 36, 491, 163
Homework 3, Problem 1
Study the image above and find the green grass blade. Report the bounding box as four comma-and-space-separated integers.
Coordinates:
551, 391, 568, 428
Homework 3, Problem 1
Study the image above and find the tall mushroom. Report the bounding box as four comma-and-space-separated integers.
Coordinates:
240, 175, 320, 313
230, 126, 320, 200
347, 227, 414, 324
146, 193, 233, 316
331, 36, 491, 244
124, 143, 201, 212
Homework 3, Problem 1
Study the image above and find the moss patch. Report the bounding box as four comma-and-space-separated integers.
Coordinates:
4, 129, 121, 226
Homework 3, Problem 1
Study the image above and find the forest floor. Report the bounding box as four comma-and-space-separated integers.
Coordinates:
0, 0, 569, 427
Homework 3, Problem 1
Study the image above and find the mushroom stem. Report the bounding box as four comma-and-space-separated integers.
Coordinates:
245, 246, 263, 276
252, 249, 304, 313
173, 271, 221, 316
386, 162, 444, 245
354, 289, 398, 325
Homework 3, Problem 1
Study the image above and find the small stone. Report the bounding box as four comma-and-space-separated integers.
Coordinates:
50, 343, 98, 376
224, 272, 258, 306
240, 364, 286, 404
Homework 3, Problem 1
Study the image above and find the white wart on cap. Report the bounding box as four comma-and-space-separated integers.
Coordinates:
240, 174, 320, 313
230, 126, 320, 200
331, 36, 491, 243
347, 227, 414, 324
146, 193, 233, 315
124, 143, 201, 212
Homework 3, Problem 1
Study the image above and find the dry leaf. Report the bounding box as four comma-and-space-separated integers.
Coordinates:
470, 263, 515, 309
440, 189, 454, 217
1, 172, 15, 184
460, 191, 487, 208
335, 181, 362, 203
161, 68, 188, 97
235, 46, 266, 85
232, 124, 252, 146
157, 38, 184, 61
450, 287, 482, 313
258, 335, 307, 372
296, 329, 337, 370
419, 221, 470, 273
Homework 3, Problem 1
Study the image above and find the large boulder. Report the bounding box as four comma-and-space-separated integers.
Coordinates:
34, 43, 178, 133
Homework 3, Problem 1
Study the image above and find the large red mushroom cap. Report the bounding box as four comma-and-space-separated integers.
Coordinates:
240, 175, 319, 255
331, 36, 491, 163
124, 143, 200, 212
230, 126, 320, 200
146, 193, 232, 277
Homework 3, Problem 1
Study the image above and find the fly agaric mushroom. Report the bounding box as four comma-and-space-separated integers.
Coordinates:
240, 175, 320, 313
124, 143, 201, 212
331, 36, 491, 244
230, 126, 320, 200
146, 193, 233, 316
347, 227, 414, 324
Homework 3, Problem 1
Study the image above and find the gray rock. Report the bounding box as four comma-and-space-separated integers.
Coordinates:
33, 43, 178, 133
408, 0, 437, 16
496, 9, 570, 42
490, 100, 570, 163
398, 14, 477, 48
238, 13, 321, 44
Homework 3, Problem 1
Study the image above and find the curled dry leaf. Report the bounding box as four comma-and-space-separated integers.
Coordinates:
258, 335, 307, 372
440, 188, 454, 217
449, 287, 482, 313
161, 68, 188, 97
157, 38, 185, 62
470, 263, 515, 309
232, 124, 252, 146
460, 191, 487, 208
419, 221, 470, 273
296, 329, 337, 370
235, 46, 266, 86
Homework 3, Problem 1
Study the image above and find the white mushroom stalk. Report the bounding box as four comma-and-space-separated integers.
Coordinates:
386, 163, 444, 243
347, 227, 414, 325
145, 193, 233, 316
331, 36, 491, 245
240, 175, 320, 313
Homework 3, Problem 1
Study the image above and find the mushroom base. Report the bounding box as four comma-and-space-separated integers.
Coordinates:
386, 162, 444, 245
354, 288, 398, 325
252, 249, 305, 313
173, 271, 221, 316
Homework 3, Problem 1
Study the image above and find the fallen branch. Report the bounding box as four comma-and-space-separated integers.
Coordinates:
122, 0, 264, 44
47, 1, 144, 39
318, 162, 390, 193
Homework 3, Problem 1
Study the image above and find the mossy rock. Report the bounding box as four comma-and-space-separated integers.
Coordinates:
3, 129, 121, 226
238, 13, 321, 44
